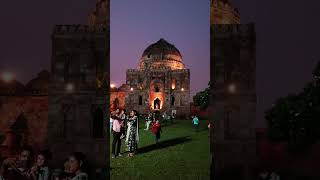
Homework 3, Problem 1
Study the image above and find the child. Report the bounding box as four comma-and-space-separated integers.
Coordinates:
152, 120, 162, 144
192, 115, 199, 132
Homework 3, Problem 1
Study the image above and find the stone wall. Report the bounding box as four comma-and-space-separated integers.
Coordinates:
110, 91, 125, 110
211, 0, 240, 24
211, 24, 257, 179
0, 96, 48, 150
49, 23, 109, 168
124, 68, 190, 117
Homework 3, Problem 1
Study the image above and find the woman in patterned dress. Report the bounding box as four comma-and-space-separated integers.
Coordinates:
125, 110, 139, 157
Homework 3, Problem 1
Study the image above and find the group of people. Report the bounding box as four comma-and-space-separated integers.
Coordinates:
0, 147, 89, 180
110, 109, 139, 158
110, 109, 163, 158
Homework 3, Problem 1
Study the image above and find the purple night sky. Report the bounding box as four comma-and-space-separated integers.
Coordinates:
1, 0, 320, 128
110, 0, 210, 97
0, 0, 95, 83
233, 0, 320, 127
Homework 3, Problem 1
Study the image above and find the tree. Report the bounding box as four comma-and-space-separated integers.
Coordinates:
265, 61, 320, 151
193, 82, 211, 110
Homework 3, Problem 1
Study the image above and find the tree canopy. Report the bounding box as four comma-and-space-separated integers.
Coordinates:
193, 81, 212, 110
265, 61, 320, 150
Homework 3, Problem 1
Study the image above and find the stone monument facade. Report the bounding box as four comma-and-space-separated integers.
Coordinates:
0, 71, 49, 156
111, 38, 190, 117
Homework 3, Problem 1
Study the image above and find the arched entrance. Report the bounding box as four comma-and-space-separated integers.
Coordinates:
154, 98, 161, 110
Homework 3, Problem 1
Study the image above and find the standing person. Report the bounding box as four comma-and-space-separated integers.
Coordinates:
151, 120, 162, 144
30, 151, 50, 180
192, 115, 199, 132
119, 109, 127, 139
125, 110, 139, 157
111, 112, 123, 158
68, 152, 88, 180
162, 111, 167, 124
110, 108, 120, 133
144, 112, 153, 130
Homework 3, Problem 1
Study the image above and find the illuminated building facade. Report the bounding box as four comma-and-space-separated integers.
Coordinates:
111, 38, 190, 117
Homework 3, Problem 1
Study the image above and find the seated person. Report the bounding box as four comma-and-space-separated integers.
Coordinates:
1, 146, 34, 180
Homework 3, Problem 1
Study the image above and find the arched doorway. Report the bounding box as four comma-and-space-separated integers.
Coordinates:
93, 108, 104, 138
154, 98, 161, 110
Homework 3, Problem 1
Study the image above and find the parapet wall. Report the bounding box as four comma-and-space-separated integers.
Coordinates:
53, 25, 108, 35
211, 24, 255, 39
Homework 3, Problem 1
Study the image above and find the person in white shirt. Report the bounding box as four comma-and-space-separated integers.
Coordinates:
111, 113, 123, 158
144, 112, 153, 130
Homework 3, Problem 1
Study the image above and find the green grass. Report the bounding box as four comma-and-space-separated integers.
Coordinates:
110, 120, 210, 180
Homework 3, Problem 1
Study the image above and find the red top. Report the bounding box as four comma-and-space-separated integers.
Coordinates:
151, 123, 161, 134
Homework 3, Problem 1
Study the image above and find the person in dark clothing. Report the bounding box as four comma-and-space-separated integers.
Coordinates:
111, 114, 124, 158
125, 110, 139, 157
0, 146, 34, 180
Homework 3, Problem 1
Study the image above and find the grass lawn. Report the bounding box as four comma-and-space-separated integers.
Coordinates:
110, 119, 210, 180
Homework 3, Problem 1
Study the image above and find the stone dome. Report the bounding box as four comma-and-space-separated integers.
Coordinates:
25, 70, 49, 95
138, 38, 185, 70
142, 38, 182, 59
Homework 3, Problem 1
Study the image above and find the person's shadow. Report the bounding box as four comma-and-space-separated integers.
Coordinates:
137, 136, 192, 154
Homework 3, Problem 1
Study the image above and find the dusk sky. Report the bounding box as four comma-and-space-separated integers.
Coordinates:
0, 0, 95, 83
233, 0, 320, 127
110, 0, 210, 97
1, 0, 320, 128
